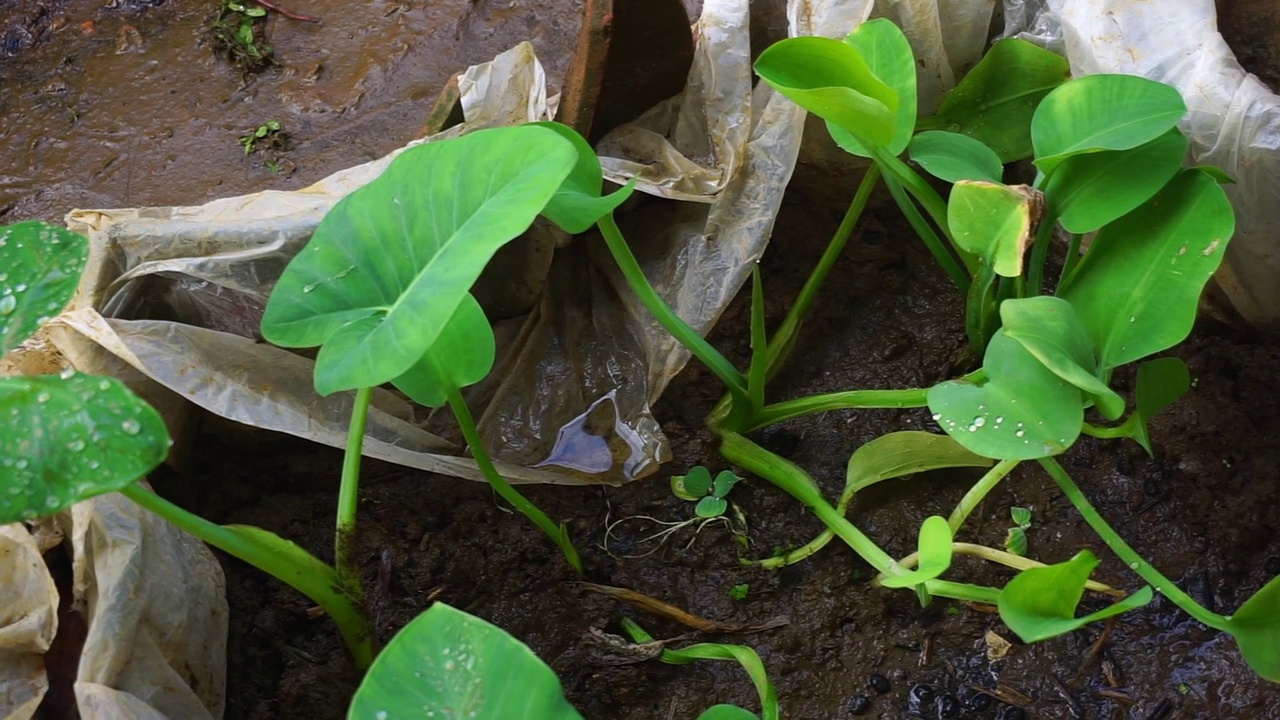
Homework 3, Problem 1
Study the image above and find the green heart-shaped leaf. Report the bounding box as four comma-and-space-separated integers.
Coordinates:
1001, 296, 1123, 420
1128, 357, 1191, 455
1011, 506, 1033, 529
348, 603, 583, 720
908, 131, 1004, 183
260, 125, 577, 395
530, 122, 636, 233
948, 181, 1040, 277
754, 36, 898, 148
1033, 74, 1186, 174
0, 372, 170, 523
712, 470, 739, 499
882, 516, 954, 588
1043, 129, 1188, 234
1224, 575, 1280, 682
680, 465, 713, 497
390, 294, 495, 408
928, 329, 1083, 460
696, 496, 728, 518
1059, 170, 1234, 370
696, 705, 759, 720
999, 551, 1153, 642
826, 19, 917, 157
0, 221, 89, 356
929, 38, 1069, 162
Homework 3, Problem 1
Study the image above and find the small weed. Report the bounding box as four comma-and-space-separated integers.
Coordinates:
239, 119, 284, 155
729, 583, 750, 601
1004, 506, 1033, 556
210, 0, 274, 73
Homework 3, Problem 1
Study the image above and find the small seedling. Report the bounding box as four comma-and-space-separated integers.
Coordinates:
210, 0, 274, 72
729, 583, 750, 601
672, 465, 740, 518
1005, 506, 1032, 556
239, 120, 285, 156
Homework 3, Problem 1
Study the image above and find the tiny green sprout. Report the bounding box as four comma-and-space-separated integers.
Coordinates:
1178, 682, 1191, 696
729, 583, 750, 601
671, 466, 740, 518
946, 605, 961, 617
1005, 506, 1033, 556
239, 120, 285, 156
1010, 506, 1032, 530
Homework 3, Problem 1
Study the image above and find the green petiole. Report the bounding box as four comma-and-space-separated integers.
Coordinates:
948, 459, 1021, 531
447, 388, 584, 575
335, 386, 372, 590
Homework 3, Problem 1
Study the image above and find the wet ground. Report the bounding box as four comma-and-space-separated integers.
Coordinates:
6, 1, 1280, 718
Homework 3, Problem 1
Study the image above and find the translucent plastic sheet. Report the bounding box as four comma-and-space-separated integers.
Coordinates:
1003, 0, 1280, 329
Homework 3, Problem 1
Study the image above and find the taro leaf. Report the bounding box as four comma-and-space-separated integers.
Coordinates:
389, 294, 495, 407
696, 495, 728, 518
1058, 170, 1234, 370
696, 705, 759, 720
1194, 165, 1236, 184
827, 18, 916, 157
259, 125, 577, 395
754, 36, 898, 148
348, 602, 584, 720
929, 38, 1069, 162
881, 516, 954, 588
947, 181, 1040, 277
712, 470, 738, 499
1000, 296, 1124, 420
1128, 357, 1191, 455
680, 465, 713, 497
0, 372, 169, 524
530, 121, 636, 233
1042, 129, 1188, 234
1005, 527, 1028, 556
845, 431, 991, 496
1224, 575, 1280, 682
0, 221, 89, 357
928, 329, 1083, 460
908, 131, 1004, 183
999, 551, 1154, 642
1032, 74, 1186, 174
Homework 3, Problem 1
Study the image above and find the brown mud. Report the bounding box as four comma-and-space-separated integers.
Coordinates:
5, 1, 1280, 718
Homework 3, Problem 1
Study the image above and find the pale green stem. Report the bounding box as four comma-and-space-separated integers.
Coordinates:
879, 541, 1120, 595
447, 389, 584, 575
948, 459, 1021, 532
336, 386, 372, 586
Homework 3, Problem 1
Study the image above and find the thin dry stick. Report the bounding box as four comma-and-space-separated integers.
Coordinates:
253, 0, 322, 23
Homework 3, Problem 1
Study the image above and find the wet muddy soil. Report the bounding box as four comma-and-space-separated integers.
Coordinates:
150, 160, 1280, 719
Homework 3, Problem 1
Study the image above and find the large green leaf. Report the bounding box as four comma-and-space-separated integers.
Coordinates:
530, 122, 636, 233
0, 221, 89, 356
827, 19, 917, 157
1225, 575, 1280, 682
389, 294, 495, 408
845, 430, 991, 496
1001, 297, 1124, 420
260, 126, 577, 395
754, 36, 898, 148
0, 372, 170, 524
1042, 129, 1188, 234
908, 131, 1003, 183
348, 603, 583, 720
1128, 357, 1190, 455
947, 181, 1040, 277
928, 329, 1083, 460
881, 516, 954, 589
928, 38, 1069, 162
1058, 170, 1234, 369
1032, 74, 1186, 174
999, 551, 1153, 642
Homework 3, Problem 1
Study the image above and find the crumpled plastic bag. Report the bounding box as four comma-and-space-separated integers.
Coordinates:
1003, 0, 1280, 330
0, 490, 227, 719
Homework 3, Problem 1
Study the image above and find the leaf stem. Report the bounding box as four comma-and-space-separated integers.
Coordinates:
1037, 458, 1230, 630
880, 541, 1121, 596
447, 389, 584, 575
596, 214, 749, 412
1025, 207, 1060, 296
748, 388, 929, 430
1059, 232, 1083, 287
1081, 418, 1137, 439
336, 386, 372, 587
120, 483, 376, 667
765, 164, 881, 380
948, 459, 1021, 532
884, 174, 972, 294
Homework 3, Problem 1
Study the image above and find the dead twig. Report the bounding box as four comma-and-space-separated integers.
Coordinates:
253, 0, 321, 23
574, 582, 789, 634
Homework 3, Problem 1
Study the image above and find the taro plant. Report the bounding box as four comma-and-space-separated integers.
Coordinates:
550, 18, 1280, 682
349, 602, 775, 720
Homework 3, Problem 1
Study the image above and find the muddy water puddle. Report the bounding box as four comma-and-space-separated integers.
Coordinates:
1, 0, 583, 221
